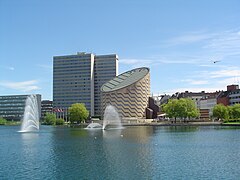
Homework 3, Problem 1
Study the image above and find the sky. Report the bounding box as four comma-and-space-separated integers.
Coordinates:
1, 0, 240, 100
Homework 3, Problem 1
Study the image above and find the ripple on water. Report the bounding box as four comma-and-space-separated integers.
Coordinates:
0, 125, 240, 179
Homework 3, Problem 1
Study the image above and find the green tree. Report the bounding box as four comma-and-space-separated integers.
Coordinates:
162, 98, 199, 123
177, 98, 188, 120
230, 104, 240, 119
185, 98, 200, 120
162, 99, 179, 123
213, 104, 228, 120
227, 106, 233, 120
68, 103, 89, 123
0, 117, 7, 125
56, 118, 65, 125
44, 113, 56, 125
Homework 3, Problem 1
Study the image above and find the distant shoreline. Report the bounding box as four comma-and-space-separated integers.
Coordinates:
1, 121, 240, 127
71, 121, 240, 128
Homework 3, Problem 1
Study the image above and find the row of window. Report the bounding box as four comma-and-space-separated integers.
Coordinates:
54, 82, 91, 86
53, 85, 91, 92
53, 69, 91, 76
53, 65, 116, 71
0, 111, 24, 114
54, 98, 91, 101
0, 107, 25, 110
54, 57, 91, 61
0, 100, 26, 103
54, 78, 92, 82
0, 103, 25, 106
229, 96, 240, 99
0, 96, 27, 99
229, 91, 240, 95
54, 90, 91, 93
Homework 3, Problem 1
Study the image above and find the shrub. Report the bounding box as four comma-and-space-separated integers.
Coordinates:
0, 117, 7, 125
43, 113, 56, 125
56, 118, 65, 125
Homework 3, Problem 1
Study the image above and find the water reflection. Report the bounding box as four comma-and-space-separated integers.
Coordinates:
121, 126, 154, 143
21, 132, 39, 140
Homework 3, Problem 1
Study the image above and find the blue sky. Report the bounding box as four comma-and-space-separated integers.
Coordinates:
1, 0, 240, 100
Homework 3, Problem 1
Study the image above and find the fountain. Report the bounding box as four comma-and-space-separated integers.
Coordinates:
102, 105, 122, 130
19, 94, 40, 132
85, 105, 122, 130
85, 122, 102, 129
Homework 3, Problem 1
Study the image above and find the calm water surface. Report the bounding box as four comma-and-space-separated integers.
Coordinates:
0, 125, 239, 179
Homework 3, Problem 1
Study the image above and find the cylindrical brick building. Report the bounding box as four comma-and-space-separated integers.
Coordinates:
101, 67, 150, 118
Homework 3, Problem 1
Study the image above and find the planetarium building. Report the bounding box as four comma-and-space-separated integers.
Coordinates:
101, 67, 150, 118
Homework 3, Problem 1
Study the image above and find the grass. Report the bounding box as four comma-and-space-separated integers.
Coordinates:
0, 121, 21, 126
223, 122, 240, 125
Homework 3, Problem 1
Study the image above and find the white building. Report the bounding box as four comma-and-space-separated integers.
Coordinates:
198, 97, 217, 116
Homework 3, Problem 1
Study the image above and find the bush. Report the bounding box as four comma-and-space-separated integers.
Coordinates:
56, 118, 65, 125
0, 117, 7, 125
43, 113, 56, 125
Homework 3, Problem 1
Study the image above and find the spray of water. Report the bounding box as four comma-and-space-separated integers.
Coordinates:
20, 95, 40, 132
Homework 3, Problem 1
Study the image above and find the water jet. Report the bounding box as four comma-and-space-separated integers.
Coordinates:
19, 95, 40, 132
102, 105, 122, 130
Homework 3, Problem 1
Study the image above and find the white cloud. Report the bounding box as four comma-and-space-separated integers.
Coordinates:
162, 28, 240, 61
216, 77, 240, 86
166, 32, 214, 46
120, 56, 204, 67
209, 69, 240, 78
181, 79, 209, 85
120, 59, 153, 65
204, 29, 240, 57
0, 80, 40, 92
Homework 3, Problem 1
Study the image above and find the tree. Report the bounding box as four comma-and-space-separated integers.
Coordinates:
162, 98, 199, 123
68, 103, 89, 123
213, 104, 228, 120
230, 104, 240, 119
162, 99, 179, 123
184, 98, 200, 121
177, 98, 188, 120
44, 113, 56, 125
227, 106, 233, 120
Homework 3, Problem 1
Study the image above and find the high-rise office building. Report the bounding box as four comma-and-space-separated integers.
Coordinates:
53, 52, 118, 117
94, 55, 118, 116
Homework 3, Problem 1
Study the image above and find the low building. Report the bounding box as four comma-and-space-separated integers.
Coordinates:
146, 97, 160, 119
217, 91, 230, 106
228, 89, 240, 105
172, 90, 220, 119
199, 109, 210, 120
101, 67, 150, 119
41, 100, 53, 119
217, 84, 240, 106
198, 95, 218, 119
0, 94, 41, 121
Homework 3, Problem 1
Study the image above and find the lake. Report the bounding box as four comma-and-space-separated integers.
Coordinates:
0, 125, 239, 179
